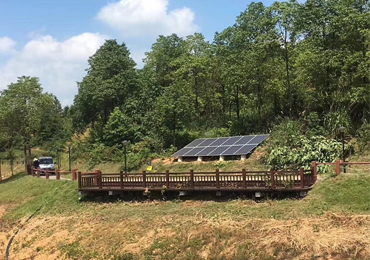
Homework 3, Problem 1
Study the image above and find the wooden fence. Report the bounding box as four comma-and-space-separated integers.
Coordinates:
24, 160, 370, 194
31, 168, 78, 180
78, 168, 316, 193
311, 160, 370, 176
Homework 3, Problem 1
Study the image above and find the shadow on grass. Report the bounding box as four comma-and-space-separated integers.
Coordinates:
0, 172, 28, 184
80, 190, 305, 203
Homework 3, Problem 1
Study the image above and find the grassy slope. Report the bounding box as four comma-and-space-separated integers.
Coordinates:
0, 172, 369, 259
66, 147, 268, 173
0, 148, 369, 259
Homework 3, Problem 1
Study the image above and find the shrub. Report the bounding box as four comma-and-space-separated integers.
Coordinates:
263, 119, 343, 172
357, 122, 370, 152
265, 135, 342, 171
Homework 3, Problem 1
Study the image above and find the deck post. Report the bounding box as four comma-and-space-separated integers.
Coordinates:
216, 169, 220, 188
72, 169, 77, 181
190, 169, 194, 188
336, 160, 341, 176
46, 170, 49, 179
98, 170, 102, 189
311, 161, 317, 183
94, 170, 99, 186
166, 170, 170, 188
120, 171, 123, 189
56, 170, 60, 180
143, 171, 146, 188
242, 169, 246, 188
78, 172, 81, 189
300, 168, 304, 188
271, 172, 275, 189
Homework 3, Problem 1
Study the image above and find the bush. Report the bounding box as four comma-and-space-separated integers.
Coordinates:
357, 122, 370, 152
263, 119, 343, 172
265, 135, 342, 171
201, 128, 231, 138
88, 143, 123, 168
305, 112, 325, 137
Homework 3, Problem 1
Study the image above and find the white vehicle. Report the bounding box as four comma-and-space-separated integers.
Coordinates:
38, 157, 55, 171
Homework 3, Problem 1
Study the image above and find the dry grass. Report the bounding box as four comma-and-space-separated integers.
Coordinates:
0, 162, 24, 181
1, 147, 370, 260
5, 210, 370, 260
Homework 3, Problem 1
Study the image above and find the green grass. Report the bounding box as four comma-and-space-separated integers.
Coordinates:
1, 172, 369, 223
0, 173, 80, 221
304, 173, 370, 214
1, 172, 370, 259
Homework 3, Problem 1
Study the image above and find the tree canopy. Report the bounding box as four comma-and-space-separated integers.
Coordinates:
1, 0, 370, 170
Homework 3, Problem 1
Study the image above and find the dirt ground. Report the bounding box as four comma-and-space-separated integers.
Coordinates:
1, 210, 370, 260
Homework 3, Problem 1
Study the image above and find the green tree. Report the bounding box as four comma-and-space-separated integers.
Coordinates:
103, 107, 140, 146
0, 76, 44, 147
144, 34, 187, 88
73, 40, 139, 129
151, 81, 195, 147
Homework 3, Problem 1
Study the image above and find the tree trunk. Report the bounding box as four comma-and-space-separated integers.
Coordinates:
24, 145, 28, 174
173, 109, 176, 147
194, 72, 199, 126
235, 85, 240, 121
284, 30, 292, 118
257, 83, 262, 131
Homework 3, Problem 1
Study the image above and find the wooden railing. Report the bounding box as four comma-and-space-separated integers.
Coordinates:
26, 160, 370, 193
312, 160, 370, 176
78, 168, 316, 192
31, 168, 78, 180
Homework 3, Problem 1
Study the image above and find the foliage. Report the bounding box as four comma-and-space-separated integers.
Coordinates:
265, 135, 342, 171
262, 119, 344, 171
103, 107, 141, 146
72, 40, 139, 129
2, 0, 370, 169
357, 122, 370, 152
0, 76, 71, 150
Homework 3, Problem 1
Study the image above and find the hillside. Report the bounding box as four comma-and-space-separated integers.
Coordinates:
0, 171, 369, 260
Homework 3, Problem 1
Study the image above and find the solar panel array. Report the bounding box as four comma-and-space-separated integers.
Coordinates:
172, 135, 269, 157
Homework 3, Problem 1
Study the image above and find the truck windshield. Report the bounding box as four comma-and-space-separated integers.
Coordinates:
39, 159, 53, 164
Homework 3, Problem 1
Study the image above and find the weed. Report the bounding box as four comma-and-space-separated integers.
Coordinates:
114, 252, 138, 260
58, 241, 83, 260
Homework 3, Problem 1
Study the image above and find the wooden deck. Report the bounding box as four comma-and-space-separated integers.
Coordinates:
78, 168, 316, 193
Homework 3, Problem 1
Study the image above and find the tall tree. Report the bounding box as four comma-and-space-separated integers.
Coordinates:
0, 76, 44, 147
144, 34, 187, 88
73, 40, 138, 128
171, 33, 213, 125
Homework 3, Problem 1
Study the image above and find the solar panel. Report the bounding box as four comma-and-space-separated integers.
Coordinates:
222, 137, 242, 146
172, 147, 194, 157
184, 147, 205, 156
222, 146, 243, 156
211, 138, 229, 146
197, 146, 218, 156
185, 139, 206, 148
172, 134, 269, 158
248, 135, 269, 144
198, 138, 218, 147
235, 136, 255, 145
207, 146, 231, 156
234, 144, 257, 155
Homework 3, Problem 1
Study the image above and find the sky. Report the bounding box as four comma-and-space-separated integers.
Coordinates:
0, 0, 277, 107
